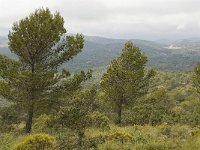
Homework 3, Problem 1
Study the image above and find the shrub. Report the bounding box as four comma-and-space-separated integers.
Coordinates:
0, 134, 17, 150
109, 130, 133, 143
13, 133, 55, 150
0, 105, 22, 132
32, 114, 50, 132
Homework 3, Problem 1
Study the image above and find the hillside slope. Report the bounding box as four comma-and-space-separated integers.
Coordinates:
0, 35, 200, 71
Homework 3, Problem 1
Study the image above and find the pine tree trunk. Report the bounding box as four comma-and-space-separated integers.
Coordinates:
77, 129, 84, 149
116, 100, 122, 124
25, 64, 35, 133
25, 103, 34, 133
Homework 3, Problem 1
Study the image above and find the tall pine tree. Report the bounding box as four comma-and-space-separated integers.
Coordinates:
0, 8, 90, 133
101, 41, 155, 124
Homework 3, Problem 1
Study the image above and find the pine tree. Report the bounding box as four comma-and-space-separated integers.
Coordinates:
100, 41, 155, 124
132, 87, 175, 125
0, 8, 90, 133
54, 87, 109, 149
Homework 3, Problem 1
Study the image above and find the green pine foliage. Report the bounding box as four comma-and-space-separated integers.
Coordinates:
0, 8, 90, 134
52, 87, 109, 149
100, 41, 155, 124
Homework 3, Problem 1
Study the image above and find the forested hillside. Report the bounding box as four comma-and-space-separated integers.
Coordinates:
1, 8, 200, 150
1, 35, 200, 72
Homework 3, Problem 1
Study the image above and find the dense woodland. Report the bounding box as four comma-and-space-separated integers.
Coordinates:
1, 8, 200, 150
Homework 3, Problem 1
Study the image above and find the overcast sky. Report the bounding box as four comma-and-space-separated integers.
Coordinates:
0, 0, 200, 40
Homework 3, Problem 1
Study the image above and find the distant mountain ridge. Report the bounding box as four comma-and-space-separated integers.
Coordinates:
0, 35, 200, 71
67, 35, 200, 71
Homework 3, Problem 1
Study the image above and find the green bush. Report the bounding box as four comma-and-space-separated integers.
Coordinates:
0, 105, 22, 132
109, 130, 133, 143
0, 134, 18, 150
32, 114, 50, 132
13, 133, 55, 150
158, 123, 171, 136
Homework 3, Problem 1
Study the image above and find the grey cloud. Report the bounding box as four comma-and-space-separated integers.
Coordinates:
57, 0, 110, 21
0, 0, 200, 40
